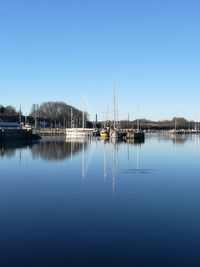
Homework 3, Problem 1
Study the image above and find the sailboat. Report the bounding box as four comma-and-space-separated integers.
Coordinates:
109, 87, 126, 140
66, 99, 93, 138
100, 98, 110, 138
100, 126, 110, 138
132, 106, 145, 142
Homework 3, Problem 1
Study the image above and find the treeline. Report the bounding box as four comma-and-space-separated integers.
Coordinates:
0, 101, 89, 128
30, 101, 89, 127
119, 117, 198, 130
0, 102, 199, 130
0, 105, 19, 115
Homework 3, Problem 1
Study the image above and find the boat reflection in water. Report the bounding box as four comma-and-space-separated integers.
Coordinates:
66, 136, 92, 178
0, 136, 88, 162
0, 136, 147, 192
32, 136, 88, 161
100, 137, 146, 192
0, 141, 34, 158
2, 133, 200, 266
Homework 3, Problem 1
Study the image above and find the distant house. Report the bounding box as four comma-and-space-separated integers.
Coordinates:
0, 121, 20, 128
0, 114, 21, 128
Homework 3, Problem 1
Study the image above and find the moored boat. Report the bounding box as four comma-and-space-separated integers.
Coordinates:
100, 128, 110, 138
66, 128, 93, 138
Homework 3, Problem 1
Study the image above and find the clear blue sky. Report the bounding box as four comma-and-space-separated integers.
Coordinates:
1, 0, 200, 121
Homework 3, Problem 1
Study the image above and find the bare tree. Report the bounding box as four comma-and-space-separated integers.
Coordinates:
30, 101, 88, 127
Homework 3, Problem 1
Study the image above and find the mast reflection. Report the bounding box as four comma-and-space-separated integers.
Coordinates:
32, 137, 88, 161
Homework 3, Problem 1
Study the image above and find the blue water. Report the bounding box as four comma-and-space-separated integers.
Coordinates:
1, 134, 200, 266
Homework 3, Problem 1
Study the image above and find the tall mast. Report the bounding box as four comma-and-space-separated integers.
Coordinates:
105, 97, 107, 128
175, 110, 177, 131
71, 107, 73, 128
113, 86, 116, 130
19, 104, 22, 126
137, 105, 139, 132
82, 95, 85, 129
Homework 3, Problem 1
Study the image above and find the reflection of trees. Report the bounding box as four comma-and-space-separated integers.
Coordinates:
0, 141, 33, 157
0, 147, 16, 157
146, 133, 189, 145
161, 134, 188, 144
0, 139, 87, 160
31, 140, 87, 161
171, 136, 187, 144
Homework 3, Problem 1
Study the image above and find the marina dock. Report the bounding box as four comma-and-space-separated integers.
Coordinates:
0, 128, 41, 143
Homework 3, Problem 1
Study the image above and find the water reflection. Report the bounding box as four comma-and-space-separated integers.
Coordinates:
1, 134, 200, 266
0, 141, 33, 158
0, 136, 89, 161
1, 134, 200, 185
112, 142, 117, 193
100, 139, 145, 192
122, 142, 154, 176
146, 132, 200, 144
0, 137, 148, 193
32, 137, 88, 161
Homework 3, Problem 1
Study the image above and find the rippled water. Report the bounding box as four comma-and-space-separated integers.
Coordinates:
1, 134, 200, 266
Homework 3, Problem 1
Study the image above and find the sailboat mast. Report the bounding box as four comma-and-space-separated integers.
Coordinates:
137, 105, 139, 132
113, 86, 116, 130
71, 107, 73, 128
82, 96, 85, 129
19, 104, 22, 126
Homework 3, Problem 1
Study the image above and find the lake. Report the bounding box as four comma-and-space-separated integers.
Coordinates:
1, 133, 200, 266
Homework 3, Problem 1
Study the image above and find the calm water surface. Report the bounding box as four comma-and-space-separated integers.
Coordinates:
1, 134, 200, 266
